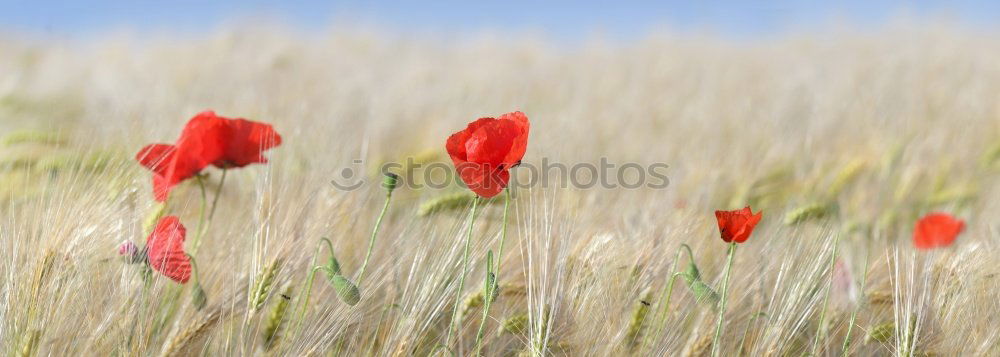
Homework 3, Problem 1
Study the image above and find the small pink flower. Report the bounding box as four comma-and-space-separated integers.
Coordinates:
118, 240, 138, 256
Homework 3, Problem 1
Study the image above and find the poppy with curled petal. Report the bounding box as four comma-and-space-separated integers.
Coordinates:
179, 111, 283, 169
135, 111, 282, 201
446, 111, 529, 198
146, 216, 192, 283
136, 143, 204, 201
714, 206, 763, 243
913, 213, 964, 250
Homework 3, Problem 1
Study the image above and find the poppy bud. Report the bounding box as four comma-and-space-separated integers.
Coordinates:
687, 279, 720, 308
325, 255, 342, 277
191, 282, 208, 310
683, 260, 702, 282
118, 240, 144, 264
382, 172, 400, 192
118, 240, 138, 256
329, 275, 360, 306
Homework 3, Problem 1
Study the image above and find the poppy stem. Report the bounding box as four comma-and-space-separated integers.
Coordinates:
355, 189, 393, 288
207, 169, 227, 222
446, 196, 481, 349
292, 238, 337, 339
812, 232, 842, 355
473, 189, 511, 355
192, 175, 209, 254
645, 244, 695, 351
711, 242, 737, 357
191, 169, 227, 255
187, 253, 201, 286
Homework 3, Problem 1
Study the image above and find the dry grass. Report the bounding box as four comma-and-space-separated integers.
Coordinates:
1, 23, 999, 356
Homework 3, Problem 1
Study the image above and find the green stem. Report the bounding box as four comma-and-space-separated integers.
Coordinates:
207, 169, 227, 222
356, 191, 393, 287
187, 254, 201, 286
711, 242, 738, 357
292, 238, 336, 339
191, 176, 209, 254
191, 169, 227, 255
473, 190, 511, 355
494, 190, 512, 278
841, 253, 870, 356
293, 266, 324, 332
644, 244, 695, 351
445, 197, 481, 349
812, 233, 842, 355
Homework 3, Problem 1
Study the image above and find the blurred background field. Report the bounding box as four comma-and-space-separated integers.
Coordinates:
2, 2, 1000, 356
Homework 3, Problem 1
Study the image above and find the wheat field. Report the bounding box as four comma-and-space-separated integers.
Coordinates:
1, 24, 999, 356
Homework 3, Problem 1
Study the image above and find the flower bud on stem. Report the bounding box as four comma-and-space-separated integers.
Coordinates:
644, 244, 696, 351
187, 254, 207, 310
356, 172, 397, 287
292, 237, 338, 338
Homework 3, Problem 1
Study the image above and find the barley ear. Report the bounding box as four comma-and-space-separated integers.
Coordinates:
160, 310, 223, 357
458, 291, 485, 323
626, 288, 653, 349
419, 192, 505, 216
18, 329, 41, 357
865, 321, 895, 344
1, 130, 65, 147
418, 192, 476, 216
501, 313, 530, 336
251, 259, 282, 312
784, 202, 836, 226
263, 283, 294, 350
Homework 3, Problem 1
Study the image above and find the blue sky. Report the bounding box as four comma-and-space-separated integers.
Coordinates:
1, 0, 997, 40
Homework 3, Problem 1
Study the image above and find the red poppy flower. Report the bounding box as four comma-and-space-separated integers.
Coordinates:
178, 111, 283, 169
135, 111, 282, 201
714, 206, 763, 243
446, 111, 530, 198
146, 216, 192, 283
913, 213, 964, 250
136, 143, 205, 201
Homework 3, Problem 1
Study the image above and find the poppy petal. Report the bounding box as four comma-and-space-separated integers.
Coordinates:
146, 216, 192, 283
136, 144, 176, 172
455, 161, 509, 198
913, 213, 964, 250
715, 207, 762, 243
499, 111, 530, 167
446, 112, 529, 198
177, 111, 283, 169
